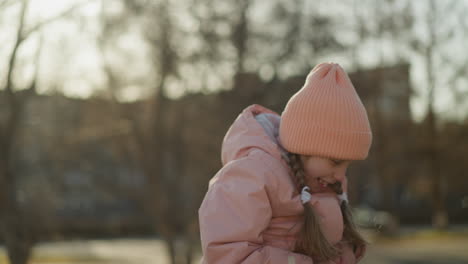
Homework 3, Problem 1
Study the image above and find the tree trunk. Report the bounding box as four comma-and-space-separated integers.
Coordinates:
427, 108, 448, 229
4, 221, 34, 264
424, 10, 449, 227
0, 162, 34, 264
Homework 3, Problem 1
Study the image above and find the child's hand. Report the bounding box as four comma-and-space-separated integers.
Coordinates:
338, 242, 366, 264
353, 243, 366, 262
317, 241, 366, 264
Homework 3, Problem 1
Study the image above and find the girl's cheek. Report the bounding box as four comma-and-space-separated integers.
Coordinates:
304, 164, 331, 179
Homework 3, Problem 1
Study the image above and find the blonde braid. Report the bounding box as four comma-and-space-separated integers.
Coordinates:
287, 153, 306, 190
283, 152, 340, 261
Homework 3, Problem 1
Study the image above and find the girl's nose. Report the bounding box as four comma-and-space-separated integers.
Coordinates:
333, 171, 346, 183
334, 165, 348, 182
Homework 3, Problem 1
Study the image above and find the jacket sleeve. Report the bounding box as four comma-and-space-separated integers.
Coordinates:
198, 156, 314, 264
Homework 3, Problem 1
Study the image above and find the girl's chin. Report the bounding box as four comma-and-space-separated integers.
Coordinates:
309, 184, 335, 194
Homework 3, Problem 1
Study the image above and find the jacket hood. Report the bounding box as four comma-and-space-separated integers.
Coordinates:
221, 104, 284, 166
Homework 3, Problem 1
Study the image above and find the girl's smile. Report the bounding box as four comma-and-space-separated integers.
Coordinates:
309, 176, 336, 193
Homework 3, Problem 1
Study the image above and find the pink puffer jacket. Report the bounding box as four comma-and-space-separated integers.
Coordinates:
198, 104, 345, 264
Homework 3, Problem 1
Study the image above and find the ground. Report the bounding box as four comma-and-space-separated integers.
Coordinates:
361, 237, 468, 264
1, 227, 467, 263
360, 226, 468, 264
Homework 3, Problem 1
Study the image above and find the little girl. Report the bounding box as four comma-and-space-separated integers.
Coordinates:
198, 62, 372, 263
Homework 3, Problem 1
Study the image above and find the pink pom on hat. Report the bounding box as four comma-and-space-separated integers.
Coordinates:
279, 62, 372, 160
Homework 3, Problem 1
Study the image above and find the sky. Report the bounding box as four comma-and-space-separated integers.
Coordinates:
1, 0, 467, 123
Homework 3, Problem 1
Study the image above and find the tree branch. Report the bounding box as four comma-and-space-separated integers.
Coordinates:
5, 0, 27, 95
21, 0, 95, 40
0, 0, 17, 10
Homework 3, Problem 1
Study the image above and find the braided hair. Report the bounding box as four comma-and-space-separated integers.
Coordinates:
281, 152, 367, 261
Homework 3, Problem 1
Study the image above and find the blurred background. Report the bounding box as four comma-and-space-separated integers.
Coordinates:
1, 0, 468, 263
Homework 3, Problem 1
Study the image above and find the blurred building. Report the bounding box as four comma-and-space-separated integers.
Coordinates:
6, 63, 467, 238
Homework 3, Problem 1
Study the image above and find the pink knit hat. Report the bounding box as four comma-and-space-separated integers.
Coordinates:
279, 62, 372, 160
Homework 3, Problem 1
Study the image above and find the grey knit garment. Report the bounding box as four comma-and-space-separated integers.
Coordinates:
254, 113, 289, 161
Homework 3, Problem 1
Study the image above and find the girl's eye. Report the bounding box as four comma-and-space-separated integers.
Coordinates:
331, 159, 341, 165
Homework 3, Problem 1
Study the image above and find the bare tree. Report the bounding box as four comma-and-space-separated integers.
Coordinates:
345, 0, 414, 231
0, 1, 98, 263
0, 2, 36, 263
409, 0, 468, 229
97, 0, 197, 263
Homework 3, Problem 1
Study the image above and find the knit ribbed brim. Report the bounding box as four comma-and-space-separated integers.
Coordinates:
279, 62, 372, 160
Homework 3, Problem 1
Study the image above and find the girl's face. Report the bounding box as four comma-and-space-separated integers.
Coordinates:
299, 155, 352, 194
